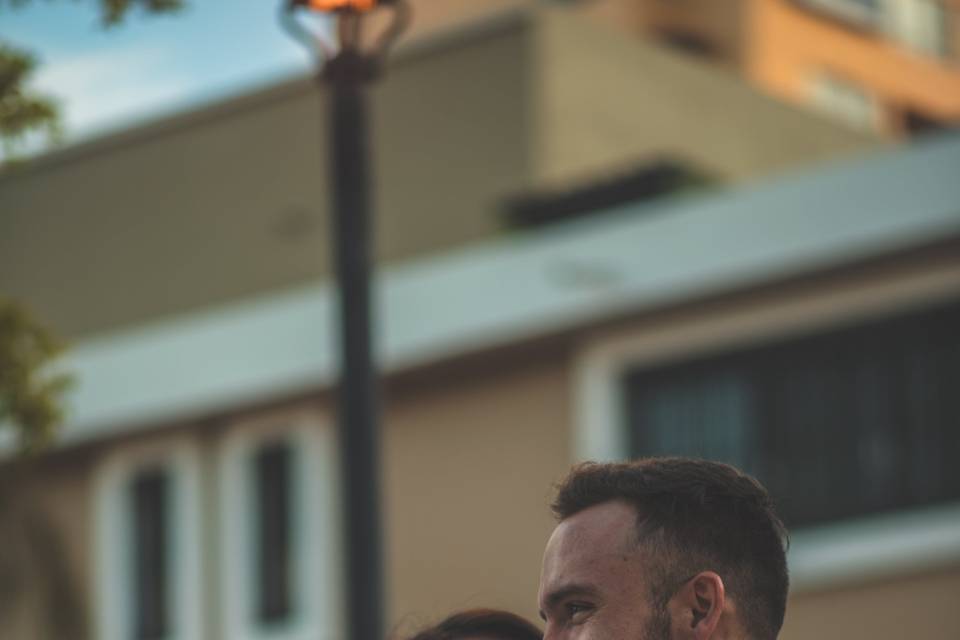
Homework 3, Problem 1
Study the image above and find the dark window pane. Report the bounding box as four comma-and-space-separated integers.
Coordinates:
254, 441, 293, 623
623, 297, 960, 528
627, 368, 756, 474
129, 468, 169, 640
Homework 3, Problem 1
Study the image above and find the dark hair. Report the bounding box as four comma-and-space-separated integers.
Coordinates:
551, 458, 789, 640
407, 609, 542, 640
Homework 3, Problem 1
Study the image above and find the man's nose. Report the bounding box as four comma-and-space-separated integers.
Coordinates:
542, 621, 564, 640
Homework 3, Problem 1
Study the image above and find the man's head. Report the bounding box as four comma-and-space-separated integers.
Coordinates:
538, 458, 788, 640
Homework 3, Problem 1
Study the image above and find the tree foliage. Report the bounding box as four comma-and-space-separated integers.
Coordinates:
0, 0, 184, 159
0, 298, 72, 454
0, 44, 59, 158
0, 0, 184, 27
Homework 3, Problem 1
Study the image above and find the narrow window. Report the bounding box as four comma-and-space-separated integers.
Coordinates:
254, 441, 293, 624
129, 468, 169, 640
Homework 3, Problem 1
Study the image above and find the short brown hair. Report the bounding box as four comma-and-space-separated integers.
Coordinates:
552, 458, 788, 639
407, 609, 542, 640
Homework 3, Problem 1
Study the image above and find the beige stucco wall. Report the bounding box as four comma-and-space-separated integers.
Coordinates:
532, 7, 879, 187
0, 454, 94, 639
0, 19, 531, 339
631, 0, 747, 64
367, 0, 531, 43
782, 566, 960, 639
0, 351, 573, 639
384, 352, 572, 630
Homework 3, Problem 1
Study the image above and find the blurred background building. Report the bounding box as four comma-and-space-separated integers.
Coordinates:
0, 2, 958, 640
388, 0, 960, 137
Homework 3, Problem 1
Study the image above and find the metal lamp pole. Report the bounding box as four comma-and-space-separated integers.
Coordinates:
281, 3, 410, 640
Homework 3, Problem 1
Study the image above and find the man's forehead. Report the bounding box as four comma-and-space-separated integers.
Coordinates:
542, 502, 639, 577
553, 500, 638, 548
539, 501, 645, 610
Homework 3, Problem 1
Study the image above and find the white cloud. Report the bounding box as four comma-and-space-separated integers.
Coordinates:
30, 45, 195, 141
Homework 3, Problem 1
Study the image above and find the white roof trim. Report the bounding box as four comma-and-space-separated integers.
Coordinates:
58, 137, 960, 445
788, 502, 960, 591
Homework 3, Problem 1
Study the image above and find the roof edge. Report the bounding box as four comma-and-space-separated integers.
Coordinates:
0, 7, 532, 184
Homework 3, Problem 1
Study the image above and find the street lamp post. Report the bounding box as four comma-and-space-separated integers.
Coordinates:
281, 3, 410, 640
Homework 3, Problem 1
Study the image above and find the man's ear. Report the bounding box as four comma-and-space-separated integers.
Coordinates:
668, 571, 725, 639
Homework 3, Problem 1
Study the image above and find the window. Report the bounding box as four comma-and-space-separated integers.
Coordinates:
810, 72, 880, 131
621, 297, 960, 528
654, 28, 718, 59
574, 269, 960, 589
130, 468, 170, 640
797, 0, 951, 58
218, 417, 341, 640
796, 0, 884, 27
902, 108, 953, 135
886, 0, 949, 57
94, 440, 203, 640
502, 159, 717, 230
254, 442, 293, 623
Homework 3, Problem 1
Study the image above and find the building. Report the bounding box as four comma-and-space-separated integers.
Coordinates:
392, 0, 960, 137
0, 7, 874, 339
4, 127, 957, 640
747, 0, 960, 135
5, 7, 956, 640
581, 0, 960, 136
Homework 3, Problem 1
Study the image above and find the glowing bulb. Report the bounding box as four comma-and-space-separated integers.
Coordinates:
307, 0, 377, 12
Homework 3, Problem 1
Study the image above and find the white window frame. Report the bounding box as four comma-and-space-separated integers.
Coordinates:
809, 71, 881, 132
92, 436, 203, 640
884, 0, 949, 58
217, 411, 342, 640
573, 263, 960, 592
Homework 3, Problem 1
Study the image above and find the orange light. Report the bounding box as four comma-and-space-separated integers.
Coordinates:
307, 0, 377, 12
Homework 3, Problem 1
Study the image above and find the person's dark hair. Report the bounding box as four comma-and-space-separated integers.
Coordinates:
552, 458, 789, 640
407, 608, 542, 640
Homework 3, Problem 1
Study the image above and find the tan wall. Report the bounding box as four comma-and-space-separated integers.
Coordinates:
0, 21, 531, 339
783, 567, 960, 639
632, 0, 747, 64
0, 456, 94, 639
532, 7, 879, 187
747, 0, 960, 129
575, 0, 648, 33
365, 0, 532, 44
0, 353, 573, 639
384, 352, 572, 630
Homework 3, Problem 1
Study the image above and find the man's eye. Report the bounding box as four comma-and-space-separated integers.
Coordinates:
566, 602, 592, 623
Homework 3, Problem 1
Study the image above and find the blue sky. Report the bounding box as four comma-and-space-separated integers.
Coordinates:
2, 0, 327, 146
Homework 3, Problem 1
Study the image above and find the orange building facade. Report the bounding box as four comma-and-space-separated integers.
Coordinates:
747, 0, 960, 135
590, 0, 960, 136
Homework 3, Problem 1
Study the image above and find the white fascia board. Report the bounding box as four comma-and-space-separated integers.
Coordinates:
57, 136, 960, 445
61, 289, 337, 444
788, 503, 960, 591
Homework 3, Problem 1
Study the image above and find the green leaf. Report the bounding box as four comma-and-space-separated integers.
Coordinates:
0, 298, 73, 455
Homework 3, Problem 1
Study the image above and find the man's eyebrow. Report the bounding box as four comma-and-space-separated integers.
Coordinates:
539, 582, 601, 620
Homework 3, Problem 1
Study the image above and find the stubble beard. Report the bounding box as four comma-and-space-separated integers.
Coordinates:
640, 601, 673, 640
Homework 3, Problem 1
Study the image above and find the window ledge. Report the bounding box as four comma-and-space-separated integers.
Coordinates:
788, 503, 960, 593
